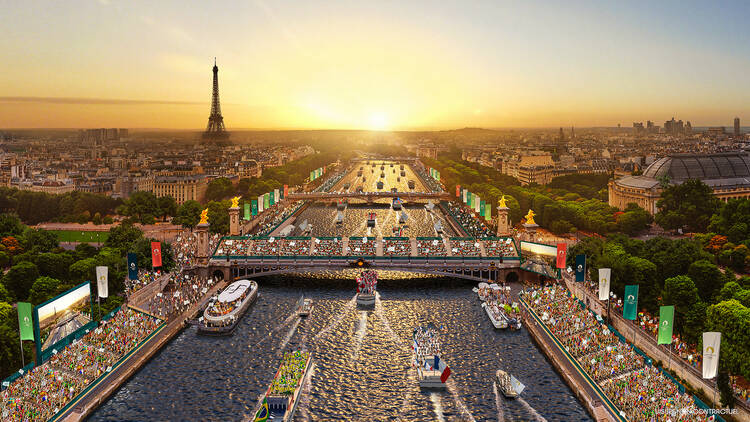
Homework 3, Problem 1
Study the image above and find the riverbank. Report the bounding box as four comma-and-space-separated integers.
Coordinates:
56, 278, 228, 422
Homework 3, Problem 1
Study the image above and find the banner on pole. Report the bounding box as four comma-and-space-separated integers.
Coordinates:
244, 203, 251, 220
702, 332, 721, 379
96, 266, 108, 298
658, 306, 674, 345
251, 199, 258, 216
623, 285, 638, 320
598, 268, 611, 300
127, 252, 138, 280
17, 302, 33, 341
556, 243, 567, 269
151, 241, 162, 268
575, 254, 586, 282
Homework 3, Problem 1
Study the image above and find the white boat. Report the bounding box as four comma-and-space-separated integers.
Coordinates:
496, 370, 524, 398
367, 213, 377, 228
434, 220, 443, 234
425, 201, 435, 212
335, 211, 344, 225
297, 296, 313, 317
482, 302, 509, 329
399, 211, 409, 224
198, 279, 258, 335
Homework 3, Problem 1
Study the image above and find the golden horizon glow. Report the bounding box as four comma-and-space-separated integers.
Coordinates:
1, 1, 748, 130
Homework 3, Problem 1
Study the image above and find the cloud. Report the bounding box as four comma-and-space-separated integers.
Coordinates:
0, 97, 203, 105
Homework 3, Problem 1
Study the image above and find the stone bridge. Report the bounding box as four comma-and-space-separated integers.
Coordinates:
286, 191, 451, 201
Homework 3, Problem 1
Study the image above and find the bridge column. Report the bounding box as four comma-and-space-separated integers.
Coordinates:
196, 222, 210, 267
496, 205, 511, 236
229, 205, 240, 236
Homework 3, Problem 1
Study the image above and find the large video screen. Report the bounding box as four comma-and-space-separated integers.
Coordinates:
519, 241, 557, 258
34, 282, 93, 357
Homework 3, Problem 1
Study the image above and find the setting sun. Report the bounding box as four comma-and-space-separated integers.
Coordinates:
368, 112, 390, 131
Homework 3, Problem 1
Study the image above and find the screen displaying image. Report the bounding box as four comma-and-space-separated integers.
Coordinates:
35, 282, 93, 353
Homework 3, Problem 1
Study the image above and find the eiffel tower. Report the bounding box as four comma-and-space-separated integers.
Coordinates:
202, 58, 229, 141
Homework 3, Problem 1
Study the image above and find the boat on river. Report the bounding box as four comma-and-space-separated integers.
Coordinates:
197, 279, 258, 335
296, 295, 313, 317
253, 350, 312, 422
482, 301, 509, 329
496, 369, 524, 398
356, 270, 377, 306
412, 325, 451, 388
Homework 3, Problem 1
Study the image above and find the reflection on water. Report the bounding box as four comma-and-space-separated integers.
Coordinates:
90, 277, 591, 422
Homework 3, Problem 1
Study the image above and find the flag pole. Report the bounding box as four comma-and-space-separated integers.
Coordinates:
19, 338, 24, 368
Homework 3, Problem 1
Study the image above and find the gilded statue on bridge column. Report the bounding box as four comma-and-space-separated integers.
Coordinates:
199, 208, 209, 225
524, 209, 536, 225
230, 196, 240, 208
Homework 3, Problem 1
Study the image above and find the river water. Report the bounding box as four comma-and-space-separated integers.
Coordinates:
89, 275, 591, 422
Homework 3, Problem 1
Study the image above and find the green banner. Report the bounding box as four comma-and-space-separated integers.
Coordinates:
657, 305, 674, 345
623, 285, 638, 320
436, 170, 440, 181
244, 203, 250, 220
270, 191, 275, 206
17, 302, 33, 341
251, 199, 258, 216
479, 200, 486, 216
485, 203, 491, 220
264, 193, 270, 209
467, 192, 472, 205
310, 171, 314, 181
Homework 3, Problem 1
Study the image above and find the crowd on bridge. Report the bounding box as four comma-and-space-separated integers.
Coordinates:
311, 237, 343, 256
413, 167, 442, 193
383, 237, 411, 257
347, 237, 377, 256
1, 308, 162, 422
446, 201, 494, 238
450, 239, 482, 257
416, 238, 447, 257
277, 238, 310, 256
125, 269, 163, 296
484, 238, 517, 257
313, 170, 346, 193
525, 284, 706, 421
216, 238, 252, 257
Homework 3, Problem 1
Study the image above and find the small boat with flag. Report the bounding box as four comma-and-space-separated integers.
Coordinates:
412, 325, 451, 388
356, 270, 377, 306
366, 212, 377, 228
496, 369, 524, 399
253, 350, 312, 422
198, 279, 258, 335
296, 295, 312, 317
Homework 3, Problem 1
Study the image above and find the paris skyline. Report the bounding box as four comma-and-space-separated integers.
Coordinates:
1, 0, 749, 130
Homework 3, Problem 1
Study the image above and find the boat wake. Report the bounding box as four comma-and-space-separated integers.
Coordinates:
374, 292, 407, 349
249, 311, 299, 349
276, 318, 301, 355
430, 393, 445, 422
294, 361, 317, 422
352, 311, 367, 359
313, 294, 357, 342
493, 381, 506, 422
446, 379, 476, 422
396, 368, 415, 422
518, 397, 547, 422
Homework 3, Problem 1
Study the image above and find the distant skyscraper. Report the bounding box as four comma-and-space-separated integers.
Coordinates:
559, 127, 564, 141
203, 58, 229, 141
735, 117, 741, 136
664, 117, 684, 135
571, 126, 575, 139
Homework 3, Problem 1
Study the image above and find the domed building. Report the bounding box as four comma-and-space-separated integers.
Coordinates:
609, 152, 750, 214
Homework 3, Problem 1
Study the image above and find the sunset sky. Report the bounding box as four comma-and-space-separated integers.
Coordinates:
1, 0, 748, 130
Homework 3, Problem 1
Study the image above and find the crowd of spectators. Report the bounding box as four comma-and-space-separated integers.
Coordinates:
250, 237, 280, 256
277, 238, 311, 256
484, 238, 518, 257
311, 237, 343, 256
214, 238, 253, 257
125, 270, 162, 296
146, 273, 216, 319
416, 238, 447, 257
2, 308, 162, 422
450, 238, 481, 257
446, 201, 493, 238
413, 167, 442, 193
525, 285, 705, 421
382, 237, 411, 257
254, 201, 302, 236
347, 237, 377, 256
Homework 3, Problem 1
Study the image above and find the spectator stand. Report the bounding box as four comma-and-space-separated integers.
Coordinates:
482, 237, 520, 259
449, 237, 482, 257
212, 236, 253, 259
416, 237, 447, 257
348, 236, 377, 257
382, 236, 411, 257
311, 237, 344, 257
277, 236, 312, 257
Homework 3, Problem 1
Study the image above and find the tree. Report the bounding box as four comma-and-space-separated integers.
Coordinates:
0, 251, 10, 268
74, 243, 98, 261
623, 256, 660, 312
705, 300, 750, 380
205, 177, 235, 202
617, 204, 653, 235
686, 260, 726, 302
104, 223, 144, 253
20, 228, 58, 254
68, 258, 97, 283
2, 261, 40, 301
173, 200, 203, 229
157, 196, 178, 221
0, 213, 24, 236
117, 191, 160, 223
206, 200, 230, 234
708, 198, 750, 244
662, 275, 704, 344
35, 252, 73, 281
28, 276, 61, 305
655, 179, 720, 232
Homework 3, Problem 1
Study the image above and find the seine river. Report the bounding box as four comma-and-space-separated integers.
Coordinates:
89, 275, 590, 421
